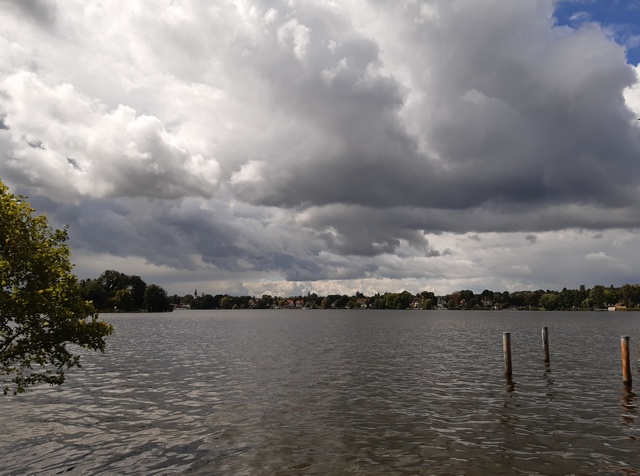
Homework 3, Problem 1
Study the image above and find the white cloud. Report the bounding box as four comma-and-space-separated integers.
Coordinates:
277, 18, 311, 61
0, 72, 221, 200
2, 0, 640, 296
229, 160, 266, 185
263, 7, 278, 25
624, 65, 640, 115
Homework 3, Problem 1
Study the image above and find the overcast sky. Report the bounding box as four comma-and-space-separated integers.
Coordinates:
2, 0, 640, 297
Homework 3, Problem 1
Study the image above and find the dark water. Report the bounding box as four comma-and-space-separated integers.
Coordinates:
2, 310, 640, 475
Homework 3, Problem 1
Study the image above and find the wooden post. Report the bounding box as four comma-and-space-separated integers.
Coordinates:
503, 332, 512, 377
542, 326, 550, 364
622, 336, 632, 386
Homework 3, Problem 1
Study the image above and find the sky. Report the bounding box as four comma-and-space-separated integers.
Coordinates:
2, 0, 640, 298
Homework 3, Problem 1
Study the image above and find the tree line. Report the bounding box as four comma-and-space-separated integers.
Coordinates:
81, 272, 640, 311
169, 284, 640, 311
439, 284, 640, 310
80, 270, 172, 312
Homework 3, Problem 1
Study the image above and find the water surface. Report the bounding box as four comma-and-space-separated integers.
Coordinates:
1, 310, 640, 474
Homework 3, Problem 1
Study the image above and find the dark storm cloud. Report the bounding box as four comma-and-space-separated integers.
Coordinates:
3, 0, 640, 294
228, 0, 640, 235
66, 158, 81, 171
37, 196, 236, 269
36, 193, 332, 280
27, 138, 44, 149
298, 204, 443, 257
0, 0, 56, 28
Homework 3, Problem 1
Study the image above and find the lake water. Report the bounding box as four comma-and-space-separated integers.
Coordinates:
1, 310, 640, 475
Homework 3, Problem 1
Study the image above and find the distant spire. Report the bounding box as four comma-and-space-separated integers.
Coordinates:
195, 288, 198, 297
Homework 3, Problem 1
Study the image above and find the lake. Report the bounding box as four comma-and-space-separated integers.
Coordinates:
1, 310, 640, 475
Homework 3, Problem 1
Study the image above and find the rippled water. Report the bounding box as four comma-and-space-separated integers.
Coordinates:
2, 310, 640, 475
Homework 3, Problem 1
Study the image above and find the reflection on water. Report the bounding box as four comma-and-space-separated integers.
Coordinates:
1, 310, 640, 475
621, 387, 637, 429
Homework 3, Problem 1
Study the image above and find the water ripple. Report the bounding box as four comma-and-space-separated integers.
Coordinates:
1, 310, 640, 474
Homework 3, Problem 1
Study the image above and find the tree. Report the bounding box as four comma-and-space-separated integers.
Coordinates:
539, 293, 560, 310
98, 269, 130, 295
143, 284, 171, 312
126, 275, 146, 309
0, 181, 113, 394
621, 284, 640, 308
198, 293, 219, 309
589, 285, 606, 309
112, 289, 137, 312
95, 270, 146, 310
79, 278, 108, 309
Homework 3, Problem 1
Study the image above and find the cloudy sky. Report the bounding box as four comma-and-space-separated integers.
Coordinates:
2, 0, 640, 297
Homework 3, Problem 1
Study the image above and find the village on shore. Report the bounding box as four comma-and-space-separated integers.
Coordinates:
81, 270, 640, 312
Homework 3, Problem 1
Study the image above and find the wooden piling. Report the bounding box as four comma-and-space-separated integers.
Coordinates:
622, 336, 632, 386
503, 332, 512, 377
542, 326, 550, 364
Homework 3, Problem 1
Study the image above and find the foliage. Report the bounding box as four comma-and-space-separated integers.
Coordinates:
0, 181, 113, 394
82, 270, 147, 311
189, 293, 223, 309
589, 285, 606, 309
79, 278, 108, 309
80, 270, 176, 312
539, 293, 560, 310
143, 284, 172, 312
112, 289, 137, 312
80, 266, 640, 313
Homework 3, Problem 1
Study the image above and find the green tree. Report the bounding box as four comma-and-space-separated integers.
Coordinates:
112, 289, 137, 312
540, 293, 560, 310
0, 181, 113, 394
98, 269, 130, 295
127, 275, 147, 310
143, 284, 171, 312
459, 289, 476, 309
219, 296, 232, 309
589, 285, 606, 309
621, 284, 640, 308
79, 278, 108, 309
96, 270, 146, 310
199, 293, 221, 309
604, 286, 620, 307
334, 295, 350, 308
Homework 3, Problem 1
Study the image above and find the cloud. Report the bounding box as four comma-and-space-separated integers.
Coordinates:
0, 72, 221, 200
2, 0, 640, 295
0, 0, 57, 28
277, 18, 311, 61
